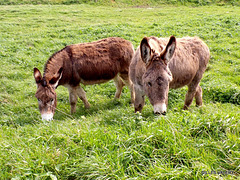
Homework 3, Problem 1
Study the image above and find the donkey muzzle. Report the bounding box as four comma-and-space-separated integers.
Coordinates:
154, 103, 167, 115
41, 113, 53, 121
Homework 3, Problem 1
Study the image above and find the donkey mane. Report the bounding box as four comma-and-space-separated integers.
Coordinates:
43, 46, 70, 82
44, 47, 67, 70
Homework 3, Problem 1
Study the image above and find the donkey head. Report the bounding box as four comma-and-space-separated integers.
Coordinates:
140, 36, 176, 115
33, 67, 62, 121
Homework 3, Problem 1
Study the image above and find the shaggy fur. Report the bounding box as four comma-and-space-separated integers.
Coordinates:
34, 37, 135, 120
130, 36, 210, 114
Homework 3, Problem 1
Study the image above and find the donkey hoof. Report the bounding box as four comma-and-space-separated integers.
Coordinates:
85, 103, 91, 109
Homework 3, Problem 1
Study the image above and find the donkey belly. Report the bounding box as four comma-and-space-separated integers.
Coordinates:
80, 78, 113, 85
72, 62, 120, 86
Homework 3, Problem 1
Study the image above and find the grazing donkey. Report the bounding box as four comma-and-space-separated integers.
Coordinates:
34, 37, 135, 120
129, 36, 210, 114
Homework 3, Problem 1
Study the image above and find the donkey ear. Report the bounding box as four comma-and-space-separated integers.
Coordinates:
161, 36, 176, 64
49, 67, 63, 89
33, 68, 42, 85
140, 37, 152, 65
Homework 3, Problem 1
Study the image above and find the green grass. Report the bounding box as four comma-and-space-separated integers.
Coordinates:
1, 0, 239, 6
0, 4, 239, 179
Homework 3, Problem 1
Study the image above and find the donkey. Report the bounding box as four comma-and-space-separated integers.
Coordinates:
129, 36, 210, 114
33, 37, 135, 120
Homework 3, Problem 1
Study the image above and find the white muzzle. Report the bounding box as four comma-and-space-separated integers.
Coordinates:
153, 103, 167, 115
41, 113, 53, 121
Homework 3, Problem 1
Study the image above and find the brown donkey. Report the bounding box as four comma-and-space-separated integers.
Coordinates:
34, 37, 135, 120
129, 36, 210, 114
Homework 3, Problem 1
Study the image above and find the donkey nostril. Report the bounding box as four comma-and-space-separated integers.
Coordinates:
161, 111, 167, 116
154, 111, 166, 115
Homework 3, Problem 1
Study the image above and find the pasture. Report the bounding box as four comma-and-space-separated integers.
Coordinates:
0, 3, 239, 179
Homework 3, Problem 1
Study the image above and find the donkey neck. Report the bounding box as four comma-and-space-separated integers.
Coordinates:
43, 49, 66, 82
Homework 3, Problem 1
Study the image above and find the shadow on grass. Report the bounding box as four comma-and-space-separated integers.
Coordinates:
54, 97, 132, 121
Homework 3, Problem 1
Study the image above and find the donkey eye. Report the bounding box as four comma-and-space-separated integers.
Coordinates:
48, 99, 54, 105
37, 99, 41, 102
148, 82, 152, 87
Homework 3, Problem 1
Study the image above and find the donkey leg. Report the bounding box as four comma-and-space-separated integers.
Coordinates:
76, 85, 90, 109
195, 85, 203, 107
119, 72, 135, 104
184, 88, 196, 110
133, 85, 145, 112
113, 75, 124, 99
68, 87, 78, 114
184, 68, 205, 110
184, 81, 202, 110
130, 82, 135, 104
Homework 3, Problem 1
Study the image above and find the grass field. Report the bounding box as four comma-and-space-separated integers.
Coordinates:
1, 0, 239, 6
0, 3, 239, 179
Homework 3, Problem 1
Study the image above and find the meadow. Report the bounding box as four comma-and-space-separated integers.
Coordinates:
0, 2, 239, 179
